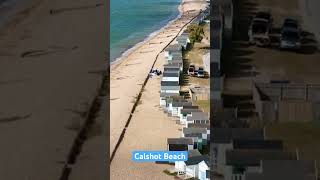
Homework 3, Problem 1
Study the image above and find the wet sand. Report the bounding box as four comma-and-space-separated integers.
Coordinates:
0, 0, 106, 179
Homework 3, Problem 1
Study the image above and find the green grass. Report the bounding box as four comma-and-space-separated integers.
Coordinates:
194, 100, 210, 113
266, 121, 320, 172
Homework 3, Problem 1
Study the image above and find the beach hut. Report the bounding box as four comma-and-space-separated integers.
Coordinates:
160, 81, 180, 94
162, 71, 180, 83
167, 138, 194, 151
170, 101, 192, 117
176, 154, 210, 179
179, 107, 201, 124
166, 62, 183, 71
183, 127, 209, 147
177, 32, 190, 49
186, 112, 209, 128
175, 149, 202, 175
160, 92, 180, 107
164, 63, 182, 73
164, 44, 182, 61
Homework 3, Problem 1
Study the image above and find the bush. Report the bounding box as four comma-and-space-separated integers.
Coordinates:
187, 24, 204, 43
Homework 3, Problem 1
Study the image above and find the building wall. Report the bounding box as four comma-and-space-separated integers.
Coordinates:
278, 101, 313, 122
162, 77, 179, 82
253, 84, 316, 123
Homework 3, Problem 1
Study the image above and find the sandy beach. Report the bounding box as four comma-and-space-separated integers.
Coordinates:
110, 0, 208, 179
0, 0, 107, 179
110, 0, 208, 156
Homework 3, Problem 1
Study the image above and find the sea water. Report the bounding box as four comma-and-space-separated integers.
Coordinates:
110, 0, 181, 62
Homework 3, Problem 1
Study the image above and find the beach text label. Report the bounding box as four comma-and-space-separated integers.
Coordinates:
132, 151, 188, 162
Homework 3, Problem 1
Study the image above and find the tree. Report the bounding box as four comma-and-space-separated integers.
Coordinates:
187, 24, 204, 43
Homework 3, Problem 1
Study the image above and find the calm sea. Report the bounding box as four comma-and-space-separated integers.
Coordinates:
110, 0, 181, 62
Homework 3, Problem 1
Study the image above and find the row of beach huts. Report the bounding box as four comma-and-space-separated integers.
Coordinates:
211, 1, 318, 180
158, 7, 211, 180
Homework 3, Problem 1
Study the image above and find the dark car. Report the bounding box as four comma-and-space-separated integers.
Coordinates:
188, 64, 195, 76
197, 67, 205, 78
280, 18, 301, 50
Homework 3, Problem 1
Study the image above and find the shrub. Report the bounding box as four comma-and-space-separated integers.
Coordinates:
187, 24, 204, 43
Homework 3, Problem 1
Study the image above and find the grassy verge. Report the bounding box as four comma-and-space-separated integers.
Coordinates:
194, 100, 210, 113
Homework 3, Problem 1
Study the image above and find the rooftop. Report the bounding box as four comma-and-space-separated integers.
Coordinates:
188, 149, 202, 158
183, 127, 207, 135
185, 155, 210, 166
163, 72, 180, 77
226, 149, 297, 166
165, 44, 182, 52
233, 139, 283, 150
172, 101, 192, 107
181, 108, 202, 114
188, 123, 210, 129
161, 81, 179, 86
160, 92, 180, 97
164, 67, 180, 72
167, 138, 193, 145
212, 128, 264, 143
187, 112, 209, 121
245, 160, 317, 180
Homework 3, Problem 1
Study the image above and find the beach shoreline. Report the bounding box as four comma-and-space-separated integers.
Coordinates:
110, 0, 208, 164
110, 0, 184, 70
110, 1, 209, 178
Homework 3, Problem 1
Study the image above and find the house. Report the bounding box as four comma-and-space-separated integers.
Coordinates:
167, 137, 194, 151
179, 106, 201, 124
164, 64, 182, 72
169, 101, 192, 117
160, 81, 180, 94
224, 149, 298, 180
188, 124, 210, 139
244, 160, 317, 180
164, 67, 180, 73
171, 51, 183, 62
175, 149, 202, 174
164, 44, 182, 61
211, 128, 265, 173
185, 155, 210, 180
162, 71, 180, 83
166, 61, 183, 71
182, 127, 208, 147
177, 31, 190, 49
189, 86, 210, 101
164, 96, 188, 113
159, 92, 180, 106
185, 112, 209, 127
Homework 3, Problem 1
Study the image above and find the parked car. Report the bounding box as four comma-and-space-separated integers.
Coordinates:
197, 67, 205, 78
280, 18, 301, 50
248, 11, 272, 46
188, 64, 195, 76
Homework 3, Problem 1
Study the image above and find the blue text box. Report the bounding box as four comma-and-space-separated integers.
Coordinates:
132, 151, 188, 162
